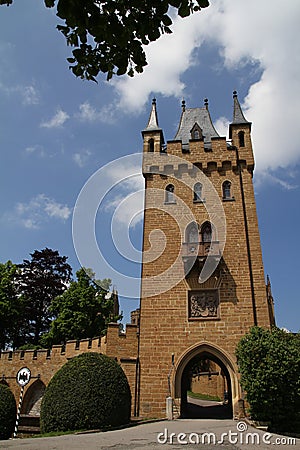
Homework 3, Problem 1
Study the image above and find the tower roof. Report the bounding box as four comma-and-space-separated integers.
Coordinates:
229, 91, 251, 139
143, 98, 161, 132
174, 100, 220, 145
231, 91, 250, 124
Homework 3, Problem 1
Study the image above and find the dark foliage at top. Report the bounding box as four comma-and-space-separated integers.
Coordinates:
16, 248, 73, 347
0, 0, 209, 81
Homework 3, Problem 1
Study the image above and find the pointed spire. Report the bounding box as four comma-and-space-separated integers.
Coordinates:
232, 90, 250, 124
142, 98, 164, 144
144, 98, 161, 130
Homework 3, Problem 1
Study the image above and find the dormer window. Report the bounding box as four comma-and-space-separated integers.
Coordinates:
238, 131, 245, 147
165, 184, 175, 203
190, 123, 203, 140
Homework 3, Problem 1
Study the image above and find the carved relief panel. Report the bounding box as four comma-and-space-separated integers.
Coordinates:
188, 290, 219, 319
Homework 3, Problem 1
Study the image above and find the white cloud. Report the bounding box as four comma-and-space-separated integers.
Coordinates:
254, 170, 298, 191
105, 161, 144, 192
112, 12, 202, 112
73, 149, 92, 168
40, 108, 70, 128
214, 117, 229, 139
44, 200, 71, 220
112, 0, 300, 173
0, 82, 40, 105
202, 0, 300, 173
8, 194, 71, 229
101, 158, 144, 228
21, 85, 39, 105
24, 145, 46, 158
76, 101, 116, 124
105, 191, 144, 229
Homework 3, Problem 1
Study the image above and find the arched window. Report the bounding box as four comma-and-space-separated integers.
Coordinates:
148, 138, 154, 152
165, 184, 175, 203
238, 131, 245, 147
186, 222, 199, 243
193, 182, 203, 202
222, 181, 232, 200
201, 222, 212, 243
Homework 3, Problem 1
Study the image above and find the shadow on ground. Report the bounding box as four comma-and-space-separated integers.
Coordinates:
181, 397, 232, 419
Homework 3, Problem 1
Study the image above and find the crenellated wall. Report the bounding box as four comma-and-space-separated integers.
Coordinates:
0, 322, 139, 416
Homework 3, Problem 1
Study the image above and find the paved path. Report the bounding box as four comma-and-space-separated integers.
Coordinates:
1, 419, 299, 449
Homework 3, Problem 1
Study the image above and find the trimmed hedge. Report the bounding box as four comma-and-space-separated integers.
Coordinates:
40, 352, 131, 433
0, 384, 16, 440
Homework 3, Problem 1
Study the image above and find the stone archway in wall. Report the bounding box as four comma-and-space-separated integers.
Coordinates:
21, 379, 46, 417
173, 342, 240, 419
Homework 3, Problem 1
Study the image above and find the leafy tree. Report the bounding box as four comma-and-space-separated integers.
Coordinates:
236, 326, 300, 432
17, 248, 72, 346
0, 261, 25, 350
40, 267, 121, 347
0, 0, 209, 81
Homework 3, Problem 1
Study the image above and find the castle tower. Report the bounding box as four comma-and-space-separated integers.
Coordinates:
138, 93, 274, 418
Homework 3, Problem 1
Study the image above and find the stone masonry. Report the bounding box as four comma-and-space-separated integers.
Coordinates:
0, 93, 275, 423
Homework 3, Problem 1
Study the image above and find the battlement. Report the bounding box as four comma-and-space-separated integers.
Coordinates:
106, 323, 139, 360
142, 139, 241, 175
0, 322, 138, 364
0, 335, 106, 363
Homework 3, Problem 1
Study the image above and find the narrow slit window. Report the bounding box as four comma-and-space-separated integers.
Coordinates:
148, 138, 154, 152
238, 131, 245, 147
193, 182, 203, 202
165, 184, 175, 203
222, 181, 232, 200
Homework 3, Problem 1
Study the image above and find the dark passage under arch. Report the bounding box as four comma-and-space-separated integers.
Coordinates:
180, 351, 233, 419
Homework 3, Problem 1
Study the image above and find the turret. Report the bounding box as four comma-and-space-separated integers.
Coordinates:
142, 98, 165, 153
229, 91, 254, 170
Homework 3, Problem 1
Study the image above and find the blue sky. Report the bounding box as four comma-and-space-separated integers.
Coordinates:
0, 0, 299, 331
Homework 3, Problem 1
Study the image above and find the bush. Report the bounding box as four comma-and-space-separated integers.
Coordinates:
236, 326, 300, 432
40, 352, 131, 433
0, 384, 16, 440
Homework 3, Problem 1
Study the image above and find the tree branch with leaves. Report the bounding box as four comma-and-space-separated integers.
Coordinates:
0, 0, 209, 80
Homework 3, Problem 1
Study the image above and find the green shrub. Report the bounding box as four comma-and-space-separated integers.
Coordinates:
236, 326, 300, 432
40, 352, 131, 433
0, 384, 16, 440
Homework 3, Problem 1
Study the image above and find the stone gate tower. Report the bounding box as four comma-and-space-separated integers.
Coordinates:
138, 93, 275, 419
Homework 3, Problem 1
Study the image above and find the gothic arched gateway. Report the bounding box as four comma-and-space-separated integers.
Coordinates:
173, 342, 240, 418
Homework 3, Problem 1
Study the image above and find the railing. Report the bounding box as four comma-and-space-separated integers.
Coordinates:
182, 241, 220, 258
